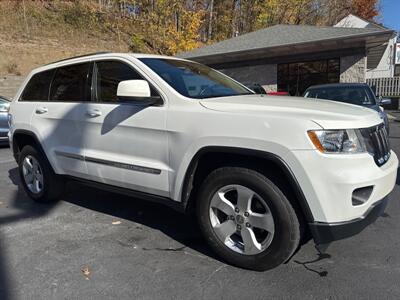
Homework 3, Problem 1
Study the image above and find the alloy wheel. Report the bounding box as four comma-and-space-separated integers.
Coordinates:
209, 184, 275, 255
22, 155, 44, 194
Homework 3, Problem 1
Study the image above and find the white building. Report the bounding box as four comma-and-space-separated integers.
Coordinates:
335, 14, 399, 78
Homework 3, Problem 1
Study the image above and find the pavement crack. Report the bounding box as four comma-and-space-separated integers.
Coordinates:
201, 265, 226, 285
294, 249, 331, 277
200, 265, 226, 299
142, 246, 186, 252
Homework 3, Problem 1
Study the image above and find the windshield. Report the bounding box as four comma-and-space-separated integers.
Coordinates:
304, 86, 376, 106
139, 58, 253, 99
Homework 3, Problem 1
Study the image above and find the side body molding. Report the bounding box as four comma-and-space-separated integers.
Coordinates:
12, 131, 314, 223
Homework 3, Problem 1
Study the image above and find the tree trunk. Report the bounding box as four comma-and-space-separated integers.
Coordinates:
208, 0, 214, 41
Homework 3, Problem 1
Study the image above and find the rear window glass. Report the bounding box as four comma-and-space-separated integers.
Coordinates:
20, 70, 54, 101
50, 63, 91, 102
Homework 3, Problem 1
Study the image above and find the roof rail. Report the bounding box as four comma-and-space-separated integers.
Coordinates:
45, 52, 111, 65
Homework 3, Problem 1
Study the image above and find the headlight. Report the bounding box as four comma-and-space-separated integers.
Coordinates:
0, 104, 9, 112
307, 129, 366, 154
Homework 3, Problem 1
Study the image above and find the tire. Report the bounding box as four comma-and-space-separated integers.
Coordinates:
18, 145, 64, 203
196, 167, 301, 271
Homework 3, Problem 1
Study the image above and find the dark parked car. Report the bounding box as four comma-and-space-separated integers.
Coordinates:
0, 96, 10, 144
304, 83, 391, 133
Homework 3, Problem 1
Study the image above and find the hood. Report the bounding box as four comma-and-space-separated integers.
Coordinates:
200, 95, 382, 129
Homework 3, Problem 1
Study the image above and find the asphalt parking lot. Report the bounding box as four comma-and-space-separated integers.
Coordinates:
0, 123, 399, 300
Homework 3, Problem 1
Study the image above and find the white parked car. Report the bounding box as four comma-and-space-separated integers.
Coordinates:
8, 53, 398, 271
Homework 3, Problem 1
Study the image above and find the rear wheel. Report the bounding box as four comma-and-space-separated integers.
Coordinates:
18, 145, 64, 203
196, 167, 301, 271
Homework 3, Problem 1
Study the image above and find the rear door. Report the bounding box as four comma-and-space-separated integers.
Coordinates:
82, 60, 169, 197
30, 62, 92, 177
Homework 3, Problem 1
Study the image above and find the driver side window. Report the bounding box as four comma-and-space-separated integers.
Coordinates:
94, 61, 160, 103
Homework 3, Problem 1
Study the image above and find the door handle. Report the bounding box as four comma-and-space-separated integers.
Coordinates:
35, 107, 48, 114
86, 109, 102, 118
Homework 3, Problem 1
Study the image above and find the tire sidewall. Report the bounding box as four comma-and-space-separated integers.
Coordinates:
18, 145, 54, 201
197, 168, 299, 271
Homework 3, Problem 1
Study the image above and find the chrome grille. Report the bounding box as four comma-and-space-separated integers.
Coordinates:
361, 124, 390, 166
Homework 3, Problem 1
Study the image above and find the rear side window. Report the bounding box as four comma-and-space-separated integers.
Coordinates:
50, 63, 91, 102
20, 70, 54, 101
95, 61, 142, 102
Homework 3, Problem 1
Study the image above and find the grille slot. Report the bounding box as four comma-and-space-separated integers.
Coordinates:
361, 124, 390, 167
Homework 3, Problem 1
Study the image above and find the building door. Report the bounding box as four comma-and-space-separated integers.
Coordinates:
277, 59, 340, 96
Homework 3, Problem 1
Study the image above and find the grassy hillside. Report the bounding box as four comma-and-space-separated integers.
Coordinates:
0, 1, 153, 76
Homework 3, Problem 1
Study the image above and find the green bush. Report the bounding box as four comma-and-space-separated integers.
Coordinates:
129, 34, 147, 53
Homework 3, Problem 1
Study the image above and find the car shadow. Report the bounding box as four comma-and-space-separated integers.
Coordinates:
2, 167, 59, 225
0, 167, 59, 300
6, 166, 220, 262
62, 181, 220, 260
101, 103, 146, 135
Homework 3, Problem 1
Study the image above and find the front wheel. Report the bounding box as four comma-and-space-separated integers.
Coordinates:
196, 167, 301, 271
18, 145, 64, 203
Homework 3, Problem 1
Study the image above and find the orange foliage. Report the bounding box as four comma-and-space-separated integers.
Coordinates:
351, 0, 379, 20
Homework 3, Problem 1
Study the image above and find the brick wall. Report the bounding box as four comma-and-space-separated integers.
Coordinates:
340, 54, 366, 83
0, 75, 25, 99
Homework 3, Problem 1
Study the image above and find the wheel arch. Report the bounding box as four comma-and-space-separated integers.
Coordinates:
12, 129, 53, 170
181, 146, 315, 223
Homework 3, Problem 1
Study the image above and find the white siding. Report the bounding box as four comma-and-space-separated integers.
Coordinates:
335, 14, 395, 78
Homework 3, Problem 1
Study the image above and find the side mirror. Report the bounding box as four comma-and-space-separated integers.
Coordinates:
117, 80, 155, 105
379, 96, 391, 106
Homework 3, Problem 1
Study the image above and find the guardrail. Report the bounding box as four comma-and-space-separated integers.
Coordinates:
367, 77, 400, 97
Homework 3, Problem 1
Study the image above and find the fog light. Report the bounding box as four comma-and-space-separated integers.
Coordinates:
352, 186, 373, 206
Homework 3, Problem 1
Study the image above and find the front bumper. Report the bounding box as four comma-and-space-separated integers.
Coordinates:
309, 197, 389, 244
286, 149, 398, 223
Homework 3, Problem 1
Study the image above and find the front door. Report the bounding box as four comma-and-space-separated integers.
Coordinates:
82, 60, 169, 197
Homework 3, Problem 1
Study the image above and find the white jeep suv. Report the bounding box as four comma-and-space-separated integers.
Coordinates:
8, 53, 398, 271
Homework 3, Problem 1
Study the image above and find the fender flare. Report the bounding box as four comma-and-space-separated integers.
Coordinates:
12, 129, 48, 164
181, 146, 315, 222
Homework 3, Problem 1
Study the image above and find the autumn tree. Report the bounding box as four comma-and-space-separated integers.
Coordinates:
351, 0, 380, 21
131, 0, 205, 54
15, 0, 379, 55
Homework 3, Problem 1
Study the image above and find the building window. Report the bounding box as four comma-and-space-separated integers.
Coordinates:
395, 65, 400, 77
277, 59, 340, 96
